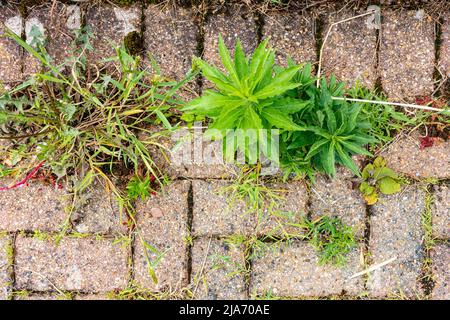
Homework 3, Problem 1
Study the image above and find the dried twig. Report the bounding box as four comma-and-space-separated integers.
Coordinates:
349, 256, 397, 279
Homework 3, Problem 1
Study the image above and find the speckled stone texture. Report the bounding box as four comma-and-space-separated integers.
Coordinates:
14, 293, 71, 300
0, 179, 69, 232
250, 241, 364, 297
257, 180, 309, 237
24, 3, 81, 76
0, 4, 23, 84
71, 180, 128, 235
14, 236, 128, 292
191, 238, 247, 300
432, 184, 449, 239
0, 235, 12, 300
262, 11, 316, 66
192, 180, 256, 236
133, 180, 190, 291
86, 4, 141, 67
309, 169, 366, 238
379, 10, 435, 100
322, 10, 377, 88
382, 131, 450, 179
203, 8, 258, 68
439, 16, 450, 78
431, 244, 449, 300
367, 186, 425, 298
144, 5, 198, 81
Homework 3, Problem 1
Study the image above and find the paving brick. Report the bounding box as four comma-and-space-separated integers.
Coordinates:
191, 238, 247, 300
203, 9, 258, 69
367, 186, 425, 298
192, 180, 256, 237
250, 241, 364, 297
71, 180, 128, 235
322, 10, 377, 88
257, 180, 309, 237
0, 179, 69, 232
439, 16, 450, 79
309, 169, 366, 238
379, 10, 435, 100
0, 4, 23, 85
24, 3, 81, 76
14, 236, 128, 292
15, 292, 71, 300
86, 4, 141, 67
382, 131, 450, 179
133, 180, 190, 291
432, 184, 449, 239
431, 243, 449, 300
0, 235, 12, 300
262, 11, 316, 66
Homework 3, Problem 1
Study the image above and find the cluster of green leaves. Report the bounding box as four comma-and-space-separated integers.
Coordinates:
301, 216, 357, 266
359, 156, 404, 205
126, 175, 154, 201
184, 37, 377, 178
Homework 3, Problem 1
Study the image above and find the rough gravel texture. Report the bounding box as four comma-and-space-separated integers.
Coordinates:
432, 184, 449, 239
440, 16, 450, 78
0, 179, 69, 232
322, 10, 378, 88
14, 236, 128, 292
382, 131, 450, 179
379, 10, 435, 100
191, 238, 247, 300
367, 186, 425, 298
192, 179, 256, 237
0, 235, 12, 300
262, 11, 316, 66
0, 4, 23, 84
309, 170, 366, 238
250, 241, 364, 297
430, 243, 449, 300
133, 180, 190, 291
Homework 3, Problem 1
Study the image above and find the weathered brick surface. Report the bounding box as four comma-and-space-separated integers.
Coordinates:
309, 170, 366, 238
382, 131, 450, 179
322, 10, 378, 88
86, 4, 141, 67
0, 235, 12, 300
439, 16, 450, 78
367, 186, 425, 297
257, 180, 309, 237
0, 179, 68, 232
14, 293, 71, 300
203, 9, 258, 68
0, 4, 23, 84
71, 180, 128, 235
144, 5, 198, 81
262, 12, 316, 66
14, 236, 128, 292
192, 180, 256, 237
431, 244, 449, 300
133, 180, 190, 291
250, 241, 364, 297
379, 10, 435, 100
191, 238, 247, 300
24, 3, 81, 75
432, 184, 449, 239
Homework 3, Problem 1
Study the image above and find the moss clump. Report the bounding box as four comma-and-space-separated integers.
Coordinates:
124, 31, 143, 56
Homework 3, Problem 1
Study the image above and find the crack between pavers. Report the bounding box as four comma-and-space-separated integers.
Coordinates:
186, 180, 194, 285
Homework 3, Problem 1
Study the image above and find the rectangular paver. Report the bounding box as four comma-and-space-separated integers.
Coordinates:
432, 184, 449, 239
367, 185, 425, 298
262, 11, 316, 66
191, 237, 247, 300
133, 180, 190, 291
0, 179, 69, 232
192, 180, 256, 237
379, 10, 435, 100
0, 4, 23, 85
439, 16, 450, 79
0, 235, 12, 300
430, 243, 449, 300
322, 10, 378, 88
250, 241, 364, 297
14, 236, 129, 292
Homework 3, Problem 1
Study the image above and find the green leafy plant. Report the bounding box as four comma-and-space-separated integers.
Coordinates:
301, 216, 357, 266
126, 175, 155, 201
359, 156, 404, 205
